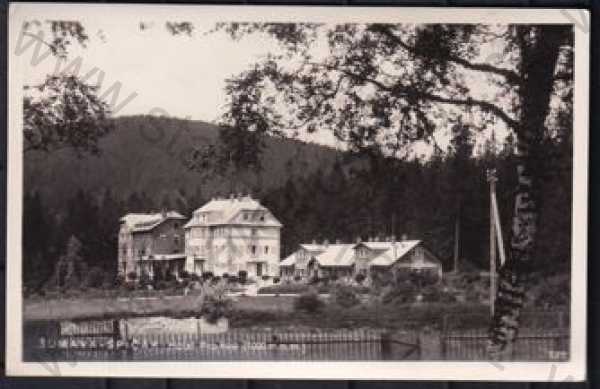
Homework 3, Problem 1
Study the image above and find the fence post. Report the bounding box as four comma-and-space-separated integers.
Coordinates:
418, 327, 442, 360
112, 319, 119, 351
380, 331, 392, 360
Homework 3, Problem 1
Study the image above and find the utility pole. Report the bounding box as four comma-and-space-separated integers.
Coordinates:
487, 169, 498, 317
453, 212, 460, 273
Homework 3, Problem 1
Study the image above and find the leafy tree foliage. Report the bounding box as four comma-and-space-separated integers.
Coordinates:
21, 20, 113, 155
211, 22, 573, 353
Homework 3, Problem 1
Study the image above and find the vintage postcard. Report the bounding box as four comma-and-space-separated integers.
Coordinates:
6, 3, 589, 380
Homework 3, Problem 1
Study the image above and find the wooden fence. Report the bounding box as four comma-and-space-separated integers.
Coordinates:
440, 311, 570, 361
24, 310, 569, 362
441, 328, 569, 361
24, 322, 421, 361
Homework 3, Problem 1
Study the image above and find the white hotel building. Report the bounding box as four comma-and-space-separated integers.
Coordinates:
184, 195, 282, 278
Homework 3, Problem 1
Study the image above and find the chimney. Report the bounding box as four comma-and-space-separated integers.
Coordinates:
335, 239, 341, 244
355, 236, 362, 244
312, 239, 317, 245
323, 239, 329, 247
401, 233, 408, 241
229, 193, 235, 201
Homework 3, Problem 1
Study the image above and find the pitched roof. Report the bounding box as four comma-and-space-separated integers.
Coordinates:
299, 244, 327, 253
369, 240, 422, 266
315, 244, 355, 267
282, 240, 426, 268
120, 211, 186, 233
280, 253, 297, 267
184, 196, 282, 228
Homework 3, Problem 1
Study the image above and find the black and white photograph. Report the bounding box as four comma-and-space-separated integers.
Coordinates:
6, 4, 589, 380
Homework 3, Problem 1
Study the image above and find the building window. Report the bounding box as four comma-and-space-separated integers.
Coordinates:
265, 246, 269, 254
243, 213, 249, 221
251, 228, 257, 236
251, 245, 256, 255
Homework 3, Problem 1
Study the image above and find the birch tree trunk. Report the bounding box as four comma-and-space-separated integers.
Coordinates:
489, 25, 568, 355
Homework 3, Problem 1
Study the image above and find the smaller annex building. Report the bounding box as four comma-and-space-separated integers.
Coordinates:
118, 211, 187, 281
280, 239, 442, 283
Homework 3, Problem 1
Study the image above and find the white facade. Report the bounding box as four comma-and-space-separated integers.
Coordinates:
184, 195, 282, 278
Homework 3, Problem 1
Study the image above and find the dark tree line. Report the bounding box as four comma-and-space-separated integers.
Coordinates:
22, 187, 209, 293
263, 126, 571, 278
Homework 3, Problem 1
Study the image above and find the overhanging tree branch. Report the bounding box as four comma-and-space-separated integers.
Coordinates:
314, 62, 519, 131
374, 26, 522, 85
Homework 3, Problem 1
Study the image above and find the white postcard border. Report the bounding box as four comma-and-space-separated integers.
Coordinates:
6, 3, 589, 381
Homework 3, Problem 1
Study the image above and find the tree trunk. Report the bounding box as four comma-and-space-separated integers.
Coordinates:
489, 25, 568, 355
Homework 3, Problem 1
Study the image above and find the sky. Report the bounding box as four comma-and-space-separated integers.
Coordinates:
17, 13, 510, 154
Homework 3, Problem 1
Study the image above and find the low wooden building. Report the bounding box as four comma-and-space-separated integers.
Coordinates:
280, 239, 442, 283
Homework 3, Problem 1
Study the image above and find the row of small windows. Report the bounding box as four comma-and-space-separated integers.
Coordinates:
193, 212, 268, 224
242, 212, 266, 222
188, 244, 273, 255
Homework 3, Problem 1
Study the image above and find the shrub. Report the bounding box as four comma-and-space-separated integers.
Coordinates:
202, 272, 214, 281
180, 270, 190, 280
114, 274, 125, 288
84, 267, 105, 289
261, 275, 270, 281
200, 284, 232, 324
332, 284, 360, 308
371, 271, 394, 288
211, 276, 222, 285
409, 269, 439, 287
238, 270, 248, 284
222, 272, 229, 279
330, 274, 339, 282
127, 271, 138, 281
294, 291, 324, 313
154, 280, 168, 290
258, 284, 309, 294
354, 273, 366, 285
531, 274, 570, 308
273, 277, 280, 284
293, 275, 302, 282
190, 273, 200, 281
382, 281, 418, 305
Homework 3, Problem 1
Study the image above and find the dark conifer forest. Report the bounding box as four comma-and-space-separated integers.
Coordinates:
22, 115, 572, 292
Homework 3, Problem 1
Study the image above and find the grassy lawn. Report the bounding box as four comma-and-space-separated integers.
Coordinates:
23, 293, 489, 331
24, 293, 564, 332
23, 294, 296, 321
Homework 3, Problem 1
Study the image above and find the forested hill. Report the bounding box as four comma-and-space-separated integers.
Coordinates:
24, 115, 339, 210
22, 115, 572, 291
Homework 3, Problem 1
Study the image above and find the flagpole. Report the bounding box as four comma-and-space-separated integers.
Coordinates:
487, 169, 498, 317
